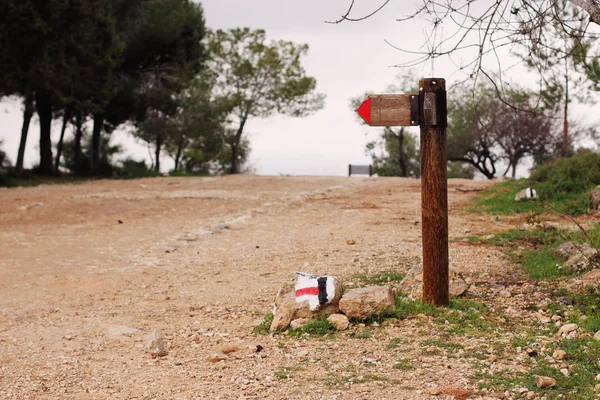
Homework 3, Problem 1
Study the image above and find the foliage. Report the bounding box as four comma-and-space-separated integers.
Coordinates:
448, 84, 556, 179
352, 72, 420, 178
365, 128, 420, 177
469, 224, 600, 280
447, 161, 475, 179
253, 312, 274, 335
61, 135, 121, 177
0, 141, 10, 169
207, 27, 325, 173
118, 159, 159, 179
530, 151, 600, 215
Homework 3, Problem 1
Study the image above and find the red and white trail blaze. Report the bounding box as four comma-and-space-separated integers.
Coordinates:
294, 272, 337, 311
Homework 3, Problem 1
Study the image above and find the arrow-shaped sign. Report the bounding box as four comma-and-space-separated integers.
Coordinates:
356, 94, 419, 127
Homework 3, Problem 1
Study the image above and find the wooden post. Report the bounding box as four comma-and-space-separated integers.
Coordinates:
419, 78, 449, 307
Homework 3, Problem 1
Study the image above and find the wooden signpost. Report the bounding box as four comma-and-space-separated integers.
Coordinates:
356, 78, 449, 307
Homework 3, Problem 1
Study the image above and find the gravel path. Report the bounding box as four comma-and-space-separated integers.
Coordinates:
0, 175, 512, 399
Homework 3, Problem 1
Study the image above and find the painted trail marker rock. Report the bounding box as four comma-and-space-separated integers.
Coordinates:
270, 272, 342, 332
515, 187, 538, 201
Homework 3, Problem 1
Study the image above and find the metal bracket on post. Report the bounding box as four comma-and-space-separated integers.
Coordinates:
409, 94, 419, 126
418, 88, 447, 128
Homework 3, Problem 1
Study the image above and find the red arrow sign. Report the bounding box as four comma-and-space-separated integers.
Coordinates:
355, 94, 417, 127
356, 98, 371, 125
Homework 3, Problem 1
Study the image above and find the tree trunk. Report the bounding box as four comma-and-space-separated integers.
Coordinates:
174, 132, 184, 171
154, 134, 163, 173
230, 115, 248, 174
54, 109, 71, 174
561, 69, 569, 157
91, 114, 104, 174
74, 113, 84, 174
511, 162, 517, 178
397, 129, 407, 177
16, 93, 35, 175
36, 91, 54, 175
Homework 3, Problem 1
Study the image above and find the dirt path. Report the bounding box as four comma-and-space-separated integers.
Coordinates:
1, 176, 513, 399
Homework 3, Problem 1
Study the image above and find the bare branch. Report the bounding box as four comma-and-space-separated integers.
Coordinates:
326, 0, 391, 24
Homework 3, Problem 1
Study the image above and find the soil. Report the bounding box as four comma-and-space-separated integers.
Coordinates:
0, 176, 553, 399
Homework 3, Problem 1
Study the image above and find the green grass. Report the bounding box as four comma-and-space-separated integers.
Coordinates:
472, 152, 600, 216
392, 358, 416, 371
287, 315, 336, 337
253, 312, 274, 334
476, 286, 600, 398
350, 328, 371, 339
274, 367, 290, 380
472, 179, 543, 215
470, 225, 600, 280
353, 270, 405, 286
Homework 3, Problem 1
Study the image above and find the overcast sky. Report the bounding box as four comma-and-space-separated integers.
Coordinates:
1, 0, 597, 176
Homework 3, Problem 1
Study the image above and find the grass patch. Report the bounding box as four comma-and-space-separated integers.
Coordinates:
287, 315, 336, 337
470, 225, 600, 280
472, 152, 600, 216
472, 179, 542, 215
351, 329, 371, 339
477, 287, 600, 398
253, 312, 274, 334
325, 372, 390, 387
392, 358, 416, 371
274, 367, 290, 380
353, 270, 405, 286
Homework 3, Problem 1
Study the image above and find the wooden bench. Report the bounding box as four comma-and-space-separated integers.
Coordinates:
348, 164, 373, 177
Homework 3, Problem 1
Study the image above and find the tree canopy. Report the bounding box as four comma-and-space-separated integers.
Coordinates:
207, 27, 325, 174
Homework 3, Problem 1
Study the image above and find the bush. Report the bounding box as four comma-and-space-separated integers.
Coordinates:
474, 152, 600, 216
530, 151, 600, 215
118, 159, 158, 179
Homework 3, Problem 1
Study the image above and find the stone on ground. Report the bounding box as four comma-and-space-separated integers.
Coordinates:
338, 286, 395, 319
290, 318, 308, 329
534, 375, 556, 388
270, 275, 342, 332
144, 330, 168, 357
327, 314, 350, 331
515, 187, 538, 201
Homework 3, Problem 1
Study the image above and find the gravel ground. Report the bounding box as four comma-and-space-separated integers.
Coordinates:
0, 175, 550, 399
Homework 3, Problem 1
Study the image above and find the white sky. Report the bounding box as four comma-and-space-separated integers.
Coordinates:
1, 0, 598, 176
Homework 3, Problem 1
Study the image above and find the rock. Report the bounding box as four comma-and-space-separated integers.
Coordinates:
558, 323, 577, 337
553, 349, 567, 360
212, 223, 230, 232
560, 368, 570, 377
399, 264, 469, 299
515, 187, 538, 201
566, 269, 600, 290
535, 375, 556, 388
551, 241, 597, 261
594, 331, 600, 341
499, 290, 511, 298
270, 273, 342, 332
108, 325, 140, 336
339, 286, 395, 319
346, 239, 356, 245
327, 314, 350, 331
526, 391, 536, 400
145, 330, 168, 357
427, 387, 442, 395
592, 185, 600, 211
290, 318, 308, 329
564, 252, 598, 272
442, 387, 474, 400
